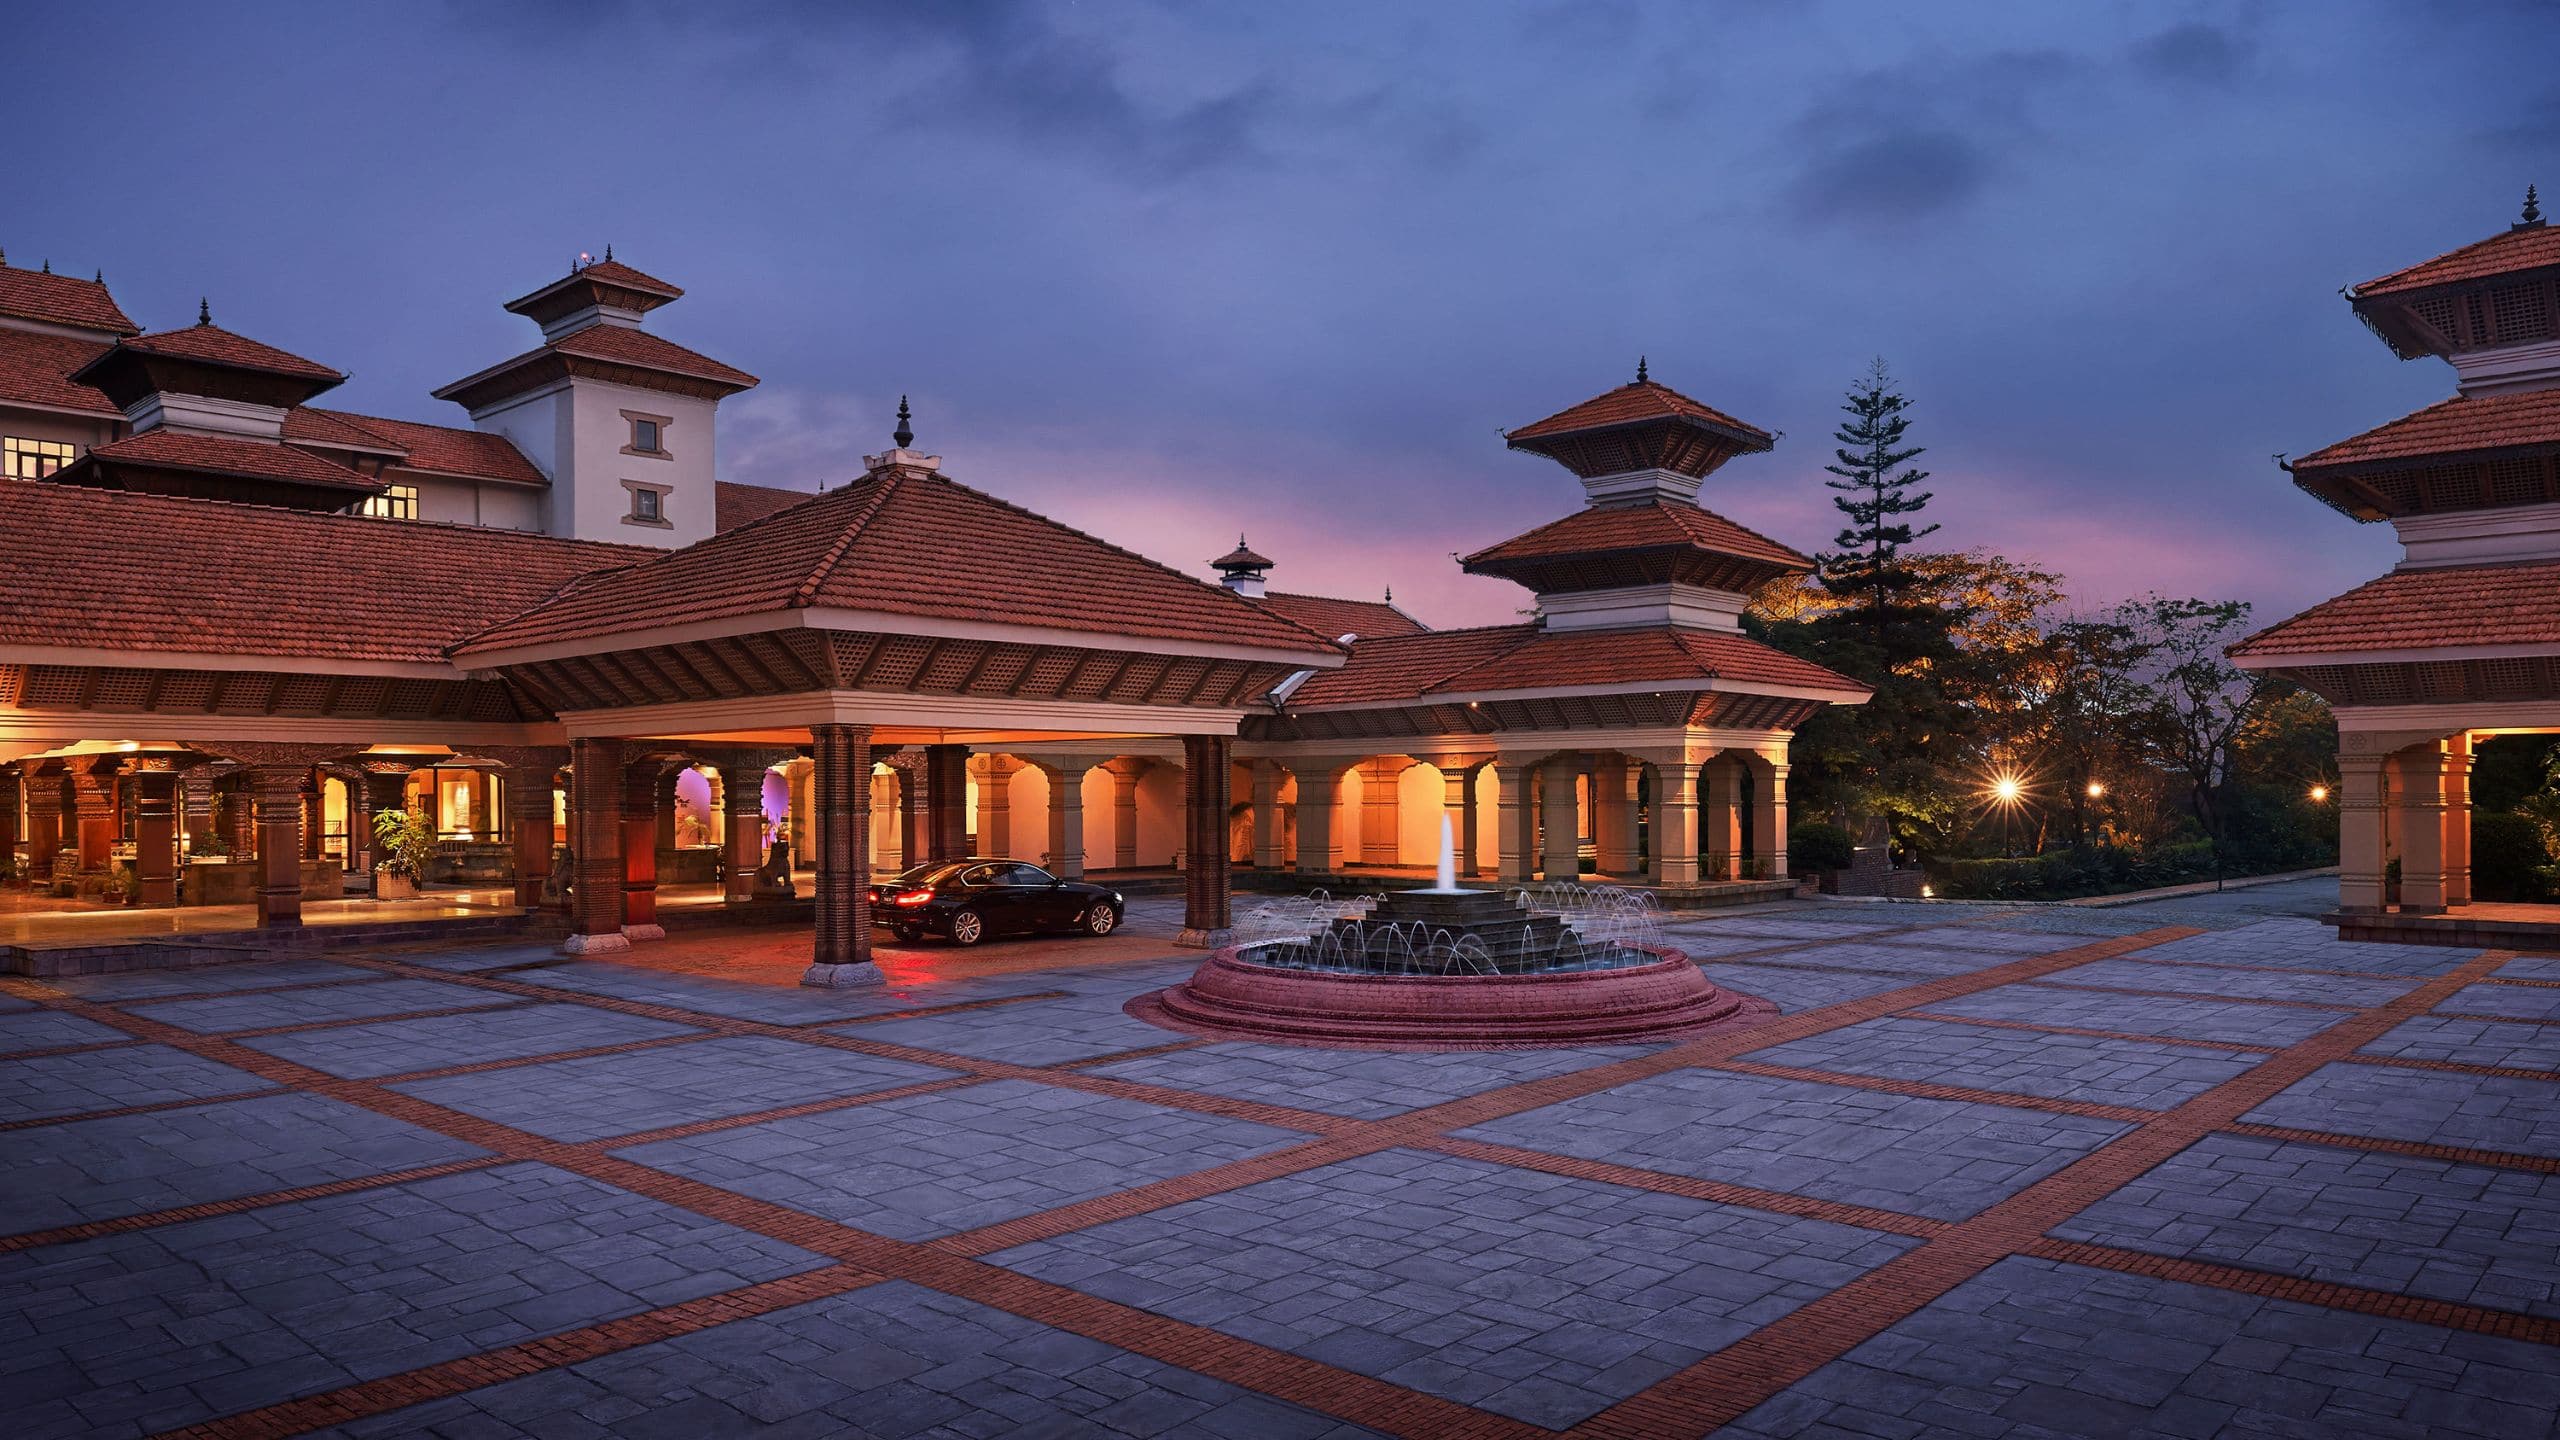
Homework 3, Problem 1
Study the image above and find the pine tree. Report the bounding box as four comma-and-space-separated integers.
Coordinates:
1818, 359, 1938, 630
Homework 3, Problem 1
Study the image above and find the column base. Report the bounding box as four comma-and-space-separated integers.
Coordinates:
800, 961, 885, 989
1176, 927, 1234, 950
621, 923, 667, 943
561, 931, 631, 956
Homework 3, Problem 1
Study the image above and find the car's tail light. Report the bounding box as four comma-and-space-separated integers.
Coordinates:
890, 889, 935, 906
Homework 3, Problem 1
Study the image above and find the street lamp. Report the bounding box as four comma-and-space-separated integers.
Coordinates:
2308, 784, 2329, 803
2085, 780, 2106, 800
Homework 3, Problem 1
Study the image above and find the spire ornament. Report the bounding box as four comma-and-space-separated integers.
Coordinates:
893, 395, 914, 449
2520, 185, 2545, 229
1635, 355, 1648, 384
198, 297, 212, 325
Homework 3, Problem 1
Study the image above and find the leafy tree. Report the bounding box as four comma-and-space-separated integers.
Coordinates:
2119, 596, 2265, 840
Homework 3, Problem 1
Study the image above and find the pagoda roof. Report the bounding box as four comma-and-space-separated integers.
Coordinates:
68, 429, 385, 495
2232, 557, 2560, 661
1212, 539, 1274, 571
0, 329, 116, 416
434, 324, 757, 410
97, 322, 344, 384
1286, 622, 1863, 709
505, 257, 685, 315
0, 263, 138, 336
2354, 222, 2560, 299
1256, 590, 1425, 640
1508, 378, 1772, 448
284, 408, 550, 487
2297, 388, 2560, 472
1463, 498, 1811, 594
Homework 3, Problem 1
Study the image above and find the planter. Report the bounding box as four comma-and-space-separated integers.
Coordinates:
375, 870, 421, 901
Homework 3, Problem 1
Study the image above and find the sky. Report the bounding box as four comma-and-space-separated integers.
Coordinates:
7, 1, 2555, 632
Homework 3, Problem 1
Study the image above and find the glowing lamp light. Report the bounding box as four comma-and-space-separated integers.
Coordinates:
1992, 776, 2023, 804
2309, 784, 2330, 803
2085, 780, 2106, 799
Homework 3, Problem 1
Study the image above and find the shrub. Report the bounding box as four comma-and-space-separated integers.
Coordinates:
1788, 821, 1856, 874
2469, 811, 2552, 903
371, 807, 437, 878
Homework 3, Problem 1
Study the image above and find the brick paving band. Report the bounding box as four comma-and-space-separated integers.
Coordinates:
2022, 1237, 2560, 1344
5, 920, 2550, 1440
1896, 1008, 2290, 1052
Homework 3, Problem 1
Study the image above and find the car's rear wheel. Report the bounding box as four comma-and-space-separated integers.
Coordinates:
891, 924, 921, 943
1081, 903, 1117, 937
949, 908, 987, 946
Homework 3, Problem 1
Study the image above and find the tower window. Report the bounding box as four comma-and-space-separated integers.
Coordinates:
622, 479, 672, 528
622, 410, 673, 458
3, 437, 77, 480
633, 487, 662, 521
635, 419, 660, 452
357, 483, 419, 520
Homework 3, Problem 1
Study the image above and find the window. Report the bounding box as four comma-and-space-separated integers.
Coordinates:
632, 487, 662, 522
3, 437, 77, 480
357, 483, 418, 520
620, 479, 673, 528
622, 409, 672, 458
634, 418, 660, 453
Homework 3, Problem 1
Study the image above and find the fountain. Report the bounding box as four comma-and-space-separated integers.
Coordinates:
1130, 817, 1774, 1050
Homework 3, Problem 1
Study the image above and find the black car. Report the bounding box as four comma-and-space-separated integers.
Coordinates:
868, 858, 1125, 946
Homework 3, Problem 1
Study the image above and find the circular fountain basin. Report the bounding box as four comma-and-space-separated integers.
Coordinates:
1128, 944, 1777, 1051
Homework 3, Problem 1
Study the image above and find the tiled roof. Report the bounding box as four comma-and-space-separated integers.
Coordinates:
460, 467, 1341, 658
506, 259, 684, 313
0, 479, 643, 665
1287, 622, 1862, 708
1256, 591, 1427, 640
1213, 540, 1274, 570
0, 329, 116, 414
716, 479, 817, 530
2232, 560, 2560, 658
437, 325, 758, 405
2355, 224, 2560, 298
79, 430, 384, 493
295, 409, 548, 485
1507, 379, 1772, 445
280, 407, 405, 454
2293, 389, 2560, 472
108, 323, 343, 382
1463, 499, 1812, 570
0, 266, 138, 335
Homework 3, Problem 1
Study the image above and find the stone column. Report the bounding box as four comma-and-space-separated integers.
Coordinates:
972, 754, 1016, 858
224, 780, 258, 861
2336, 754, 2388, 912
181, 771, 216, 856
655, 768, 681, 856
2444, 733, 2474, 908
1646, 754, 1701, 885
869, 765, 904, 875
1539, 761, 1581, 882
620, 762, 664, 939
805, 722, 880, 988
1180, 734, 1232, 946
1593, 754, 1641, 877
302, 776, 323, 861
72, 759, 117, 872
1103, 758, 1150, 870
1032, 759, 1094, 878
1494, 761, 1537, 883
505, 756, 563, 909
1355, 756, 1412, 866
1435, 762, 1480, 877
719, 758, 766, 903
1755, 756, 1792, 879
925, 744, 970, 862
565, 737, 628, 953
889, 751, 929, 873
2391, 743, 2449, 914
1702, 756, 1740, 881
1292, 762, 1351, 876
24, 767, 61, 882
1250, 761, 1285, 869
134, 768, 178, 906
250, 765, 307, 928
0, 767, 17, 878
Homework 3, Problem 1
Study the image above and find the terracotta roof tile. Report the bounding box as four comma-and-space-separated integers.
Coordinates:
2232, 560, 2560, 658
505, 259, 684, 313
280, 407, 405, 454
108, 323, 343, 382
0, 329, 117, 415
1256, 591, 1427, 640
2355, 224, 2560, 298
1213, 540, 1274, 570
297, 409, 547, 485
1287, 622, 1862, 708
1463, 499, 1812, 571
549, 325, 755, 387
79, 430, 385, 493
461, 467, 1340, 658
0, 266, 138, 335
1287, 626, 1538, 707
0, 479, 642, 665
2294, 388, 2560, 472
1507, 379, 1772, 446
716, 479, 817, 530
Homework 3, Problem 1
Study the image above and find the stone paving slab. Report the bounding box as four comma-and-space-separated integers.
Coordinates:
1741, 1015, 2266, 1110
2053, 1132, 2560, 1319
1726, 943, 2011, 978
618, 1078, 1313, 1242
1693, 962, 1910, 1013
1088, 1039, 1652, 1120
240, 1003, 706, 1080
1457, 1068, 2129, 1221
2245, 1063, 2560, 1156
509, 962, 1043, 1024
832, 992, 1180, 1066
0, 1009, 130, 1055
2361, 1013, 2560, 1072
2045, 956, 2419, 1007
395, 1035, 959, 1143
392, 942, 563, 973
124, 977, 519, 1034
0, 1091, 490, 1234
991, 1147, 1920, 1428
1870, 926, 2063, 954
1924, 982, 2351, 1046
2127, 920, 2472, 975
322, 1279, 1385, 1440
2437, 981, 2560, 1023
43, 958, 375, 1001
0, 1044, 274, 1123
2502, 956, 2560, 982
0, 1161, 827, 1440
1719, 1255, 2560, 1440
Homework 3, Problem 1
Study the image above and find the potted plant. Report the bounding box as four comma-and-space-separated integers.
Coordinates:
372, 806, 436, 901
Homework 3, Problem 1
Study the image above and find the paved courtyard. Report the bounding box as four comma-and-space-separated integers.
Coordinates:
2, 879, 2555, 1437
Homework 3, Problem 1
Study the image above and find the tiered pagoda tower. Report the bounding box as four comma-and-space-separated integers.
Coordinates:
2234, 190, 2560, 940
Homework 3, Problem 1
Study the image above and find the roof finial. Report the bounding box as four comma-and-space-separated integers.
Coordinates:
892, 395, 914, 449
1635, 354, 1648, 384
2520, 185, 2545, 229
1384, 584, 1394, 603
604, 242, 614, 261
93, 268, 102, 284
198, 297, 211, 326
40, 259, 51, 275
0, 246, 8, 267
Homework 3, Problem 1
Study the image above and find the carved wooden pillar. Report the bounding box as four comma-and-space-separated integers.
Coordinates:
502, 753, 565, 909
565, 737, 628, 953
1179, 734, 1231, 946
71, 759, 117, 872
621, 761, 663, 937
806, 722, 878, 986
719, 758, 766, 904
0, 766, 18, 880
23, 767, 61, 882
133, 768, 179, 906
250, 765, 307, 928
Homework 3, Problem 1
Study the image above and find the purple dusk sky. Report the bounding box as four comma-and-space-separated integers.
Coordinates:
8, 2, 2554, 632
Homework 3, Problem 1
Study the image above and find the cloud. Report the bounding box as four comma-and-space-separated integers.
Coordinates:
1787, 129, 1992, 223
1780, 49, 2076, 224
2130, 23, 2255, 85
